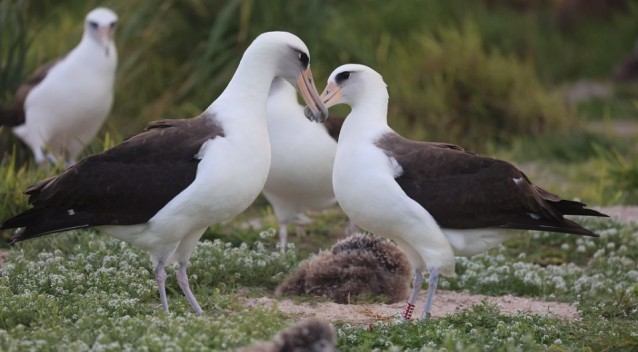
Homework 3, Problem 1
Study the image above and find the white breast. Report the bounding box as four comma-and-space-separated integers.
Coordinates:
14, 43, 116, 160
264, 104, 337, 221
333, 135, 456, 274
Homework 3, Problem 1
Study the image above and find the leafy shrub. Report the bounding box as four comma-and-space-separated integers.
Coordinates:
595, 146, 638, 204
0, 153, 70, 243
507, 130, 629, 162
0, 0, 30, 163
385, 22, 572, 150
0, 0, 28, 102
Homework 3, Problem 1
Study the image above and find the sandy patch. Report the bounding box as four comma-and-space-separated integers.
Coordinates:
242, 289, 579, 324
599, 206, 638, 225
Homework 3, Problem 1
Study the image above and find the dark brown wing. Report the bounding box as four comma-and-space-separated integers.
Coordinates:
0, 60, 60, 126
322, 115, 345, 141
376, 133, 606, 236
3, 113, 225, 241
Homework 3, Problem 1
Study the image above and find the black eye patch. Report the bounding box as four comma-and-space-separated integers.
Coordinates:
335, 71, 351, 84
88, 21, 98, 29
298, 52, 309, 69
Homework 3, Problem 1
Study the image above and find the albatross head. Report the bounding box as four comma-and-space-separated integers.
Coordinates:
249, 32, 328, 123
84, 8, 118, 51
310, 64, 388, 114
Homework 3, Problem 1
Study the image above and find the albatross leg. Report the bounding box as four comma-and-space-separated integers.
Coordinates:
420, 267, 439, 320
177, 261, 203, 314
402, 268, 423, 320
45, 151, 61, 165
278, 221, 289, 253
154, 261, 169, 312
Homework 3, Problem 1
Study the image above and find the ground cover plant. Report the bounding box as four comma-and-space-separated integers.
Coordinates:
1, 0, 637, 351
0, 220, 636, 351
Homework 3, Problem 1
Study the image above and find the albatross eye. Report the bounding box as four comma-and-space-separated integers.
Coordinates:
109, 21, 117, 29
298, 52, 309, 69
335, 71, 351, 84
88, 21, 98, 29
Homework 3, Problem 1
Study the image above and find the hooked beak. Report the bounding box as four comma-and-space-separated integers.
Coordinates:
302, 81, 342, 122
297, 67, 328, 123
96, 26, 112, 46
318, 81, 342, 109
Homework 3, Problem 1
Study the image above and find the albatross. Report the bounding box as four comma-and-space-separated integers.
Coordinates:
0, 7, 118, 165
1, 31, 327, 314
308, 64, 607, 320
263, 78, 344, 249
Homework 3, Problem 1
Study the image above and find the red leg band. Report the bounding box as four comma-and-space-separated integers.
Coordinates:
402, 302, 415, 320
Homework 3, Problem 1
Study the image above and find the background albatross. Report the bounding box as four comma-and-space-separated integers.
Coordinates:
0, 7, 118, 166
311, 63, 607, 320
1, 32, 327, 314
264, 78, 345, 250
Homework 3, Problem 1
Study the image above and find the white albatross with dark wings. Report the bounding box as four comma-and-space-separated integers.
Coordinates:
0, 7, 118, 166
263, 78, 345, 249
1, 32, 328, 314
308, 63, 607, 320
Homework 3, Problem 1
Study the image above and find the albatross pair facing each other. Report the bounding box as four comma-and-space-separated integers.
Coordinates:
1, 32, 328, 314
308, 64, 608, 320
1, 8, 118, 166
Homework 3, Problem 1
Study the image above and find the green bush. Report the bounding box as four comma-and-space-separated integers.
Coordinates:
0, 0, 30, 163
596, 146, 638, 204
0, 0, 28, 102
385, 22, 572, 150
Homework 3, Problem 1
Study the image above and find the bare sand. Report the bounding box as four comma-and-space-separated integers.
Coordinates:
242, 289, 580, 324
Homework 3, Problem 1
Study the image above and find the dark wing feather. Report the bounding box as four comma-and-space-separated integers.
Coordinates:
0, 60, 60, 127
376, 133, 607, 237
322, 115, 345, 141
2, 113, 224, 242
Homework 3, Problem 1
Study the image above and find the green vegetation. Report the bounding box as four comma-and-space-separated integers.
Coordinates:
0, 0, 637, 351
1, 221, 636, 350
0, 0, 28, 100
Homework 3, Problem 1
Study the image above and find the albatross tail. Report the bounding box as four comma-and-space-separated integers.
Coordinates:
2, 208, 92, 245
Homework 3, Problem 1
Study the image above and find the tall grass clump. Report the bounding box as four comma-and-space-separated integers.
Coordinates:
595, 146, 638, 204
0, 141, 74, 244
0, 0, 28, 103
0, 0, 29, 161
0, 154, 68, 244
386, 22, 572, 150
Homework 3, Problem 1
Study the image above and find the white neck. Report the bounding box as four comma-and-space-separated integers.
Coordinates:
71, 34, 118, 74
207, 47, 277, 121
340, 87, 391, 142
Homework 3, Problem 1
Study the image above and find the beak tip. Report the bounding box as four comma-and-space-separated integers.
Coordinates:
303, 106, 329, 123
320, 107, 329, 122
303, 106, 315, 122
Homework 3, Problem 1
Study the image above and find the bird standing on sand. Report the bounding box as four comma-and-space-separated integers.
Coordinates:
1, 32, 327, 314
263, 78, 345, 249
0, 7, 118, 166
308, 64, 607, 320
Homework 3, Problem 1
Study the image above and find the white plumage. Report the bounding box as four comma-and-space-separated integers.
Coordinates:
12, 7, 118, 165
315, 64, 605, 320
263, 78, 338, 249
3, 32, 327, 314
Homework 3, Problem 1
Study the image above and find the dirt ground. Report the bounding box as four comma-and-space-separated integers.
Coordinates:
241, 206, 636, 324
242, 289, 580, 324
599, 205, 638, 225
1, 207, 635, 323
